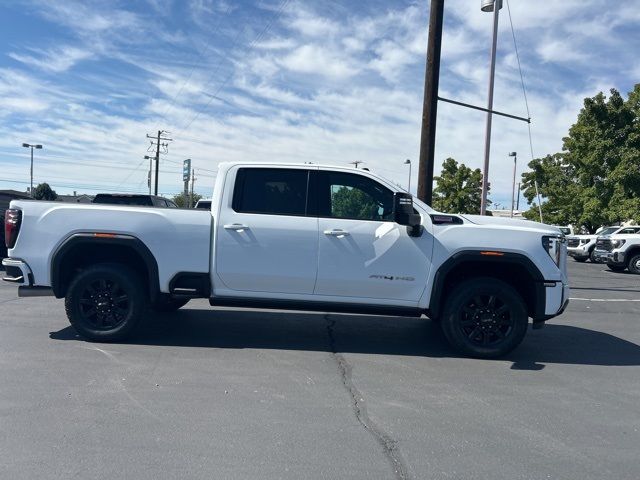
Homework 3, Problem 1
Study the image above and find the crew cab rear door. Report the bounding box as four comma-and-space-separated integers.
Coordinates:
214, 166, 318, 295
313, 170, 432, 303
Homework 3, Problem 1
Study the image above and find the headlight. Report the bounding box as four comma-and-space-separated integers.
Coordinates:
542, 235, 565, 266
612, 239, 626, 248
579, 239, 589, 245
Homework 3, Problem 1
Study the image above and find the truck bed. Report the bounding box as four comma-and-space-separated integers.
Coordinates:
7, 200, 212, 291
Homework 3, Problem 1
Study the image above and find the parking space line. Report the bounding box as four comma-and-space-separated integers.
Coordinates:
570, 298, 640, 302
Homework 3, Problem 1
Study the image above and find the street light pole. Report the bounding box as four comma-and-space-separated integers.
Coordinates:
509, 152, 517, 218
404, 159, 412, 192
22, 143, 43, 198
479, 0, 502, 215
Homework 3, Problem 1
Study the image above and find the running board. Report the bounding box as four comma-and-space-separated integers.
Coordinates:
209, 296, 423, 317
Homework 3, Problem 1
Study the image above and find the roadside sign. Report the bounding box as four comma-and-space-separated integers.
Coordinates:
183, 159, 191, 182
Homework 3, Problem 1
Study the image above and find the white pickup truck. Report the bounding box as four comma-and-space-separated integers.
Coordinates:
3, 163, 569, 358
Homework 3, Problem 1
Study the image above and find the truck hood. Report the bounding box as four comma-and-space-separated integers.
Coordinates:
459, 214, 561, 235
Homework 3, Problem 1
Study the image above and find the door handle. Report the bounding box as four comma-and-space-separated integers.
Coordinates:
324, 229, 350, 237
224, 223, 249, 231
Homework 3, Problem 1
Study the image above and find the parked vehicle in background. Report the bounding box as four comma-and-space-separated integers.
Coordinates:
92, 194, 178, 208
593, 226, 640, 267
553, 225, 574, 236
195, 199, 212, 210
595, 230, 640, 274
567, 225, 621, 263
3, 162, 569, 358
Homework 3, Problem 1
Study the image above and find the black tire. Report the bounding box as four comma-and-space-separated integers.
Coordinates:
65, 263, 147, 342
589, 249, 599, 263
627, 254, 640, 275
573, 257, 588, 263
151, 296, 190, 312
606, 263, 626, 273
440, 277, 528, 358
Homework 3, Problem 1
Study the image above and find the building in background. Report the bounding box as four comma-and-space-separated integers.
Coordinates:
57, 192, 94, 203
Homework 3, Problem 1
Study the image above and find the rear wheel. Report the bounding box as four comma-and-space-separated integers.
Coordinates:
65, 263, 146, 342
440, 277, 528, 358
627, 254, 640, 275
607, 263, 626, 273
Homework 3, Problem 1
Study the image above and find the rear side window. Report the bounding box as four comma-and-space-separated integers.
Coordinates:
233, 168, 309, 216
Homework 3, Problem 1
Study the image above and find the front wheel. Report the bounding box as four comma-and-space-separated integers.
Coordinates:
65, 263, 147, 342
627, 254, 640, 275
440, 277, 528, 358
573, 257, 588, 263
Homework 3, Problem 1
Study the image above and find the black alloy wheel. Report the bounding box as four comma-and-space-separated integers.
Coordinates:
77, 278, 131, 330
440, 277, 528, 358
458, 294, 515, 348
65, 264, 146, 341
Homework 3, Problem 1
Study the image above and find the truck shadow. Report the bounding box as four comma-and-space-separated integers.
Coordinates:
50, 308, 640, 369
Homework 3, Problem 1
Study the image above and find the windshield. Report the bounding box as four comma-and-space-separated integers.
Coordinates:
599, 227, 619, 235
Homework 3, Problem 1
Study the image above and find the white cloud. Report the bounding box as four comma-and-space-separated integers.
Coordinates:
536, 38, 589, 64
279, 44, 358, 79
9, 46, 92, 73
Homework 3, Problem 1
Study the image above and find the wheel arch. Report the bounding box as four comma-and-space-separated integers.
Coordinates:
428, 251, 546, 321
51, 233, 160, 301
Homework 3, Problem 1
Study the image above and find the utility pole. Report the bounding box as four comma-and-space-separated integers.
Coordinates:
516, 182, 521, 210
480, 0, 501, 215
146, 130, 172, 195
417, 0, 444, 205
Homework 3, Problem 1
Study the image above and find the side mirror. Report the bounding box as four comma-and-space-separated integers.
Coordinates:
393, 192, 422, 237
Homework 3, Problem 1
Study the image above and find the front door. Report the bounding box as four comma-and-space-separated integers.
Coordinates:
314, 170, 432, 303
215, 166, 318, 295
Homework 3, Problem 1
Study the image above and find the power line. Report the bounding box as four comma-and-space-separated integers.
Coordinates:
174, 0, 290, 136
155, 4, 233, 125
506, 0, 535, 161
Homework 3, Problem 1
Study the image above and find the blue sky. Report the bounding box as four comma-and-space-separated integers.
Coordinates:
0, 0, 639, 208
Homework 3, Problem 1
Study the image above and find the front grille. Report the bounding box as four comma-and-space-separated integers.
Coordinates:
596, 239, 614, 252
567, 238, 580, 248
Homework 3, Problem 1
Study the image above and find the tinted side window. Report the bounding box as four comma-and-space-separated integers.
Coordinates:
318, 171, 394, 221
233, 168, 309, 216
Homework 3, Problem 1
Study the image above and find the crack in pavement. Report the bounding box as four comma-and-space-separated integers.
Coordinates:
324, 314, 411, 480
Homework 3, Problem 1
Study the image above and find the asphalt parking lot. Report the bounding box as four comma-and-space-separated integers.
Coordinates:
1, 261, 639, 480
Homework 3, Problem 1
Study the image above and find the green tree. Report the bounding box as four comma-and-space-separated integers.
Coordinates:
33, 183, 57, 201
331, 186, 379, 219
172, 192, 202, 208
521, 85, 640, 231
432, 158, 485, 214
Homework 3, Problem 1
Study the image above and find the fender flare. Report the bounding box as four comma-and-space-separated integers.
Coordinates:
428, 250, 546, 320
50, 233, 160, 300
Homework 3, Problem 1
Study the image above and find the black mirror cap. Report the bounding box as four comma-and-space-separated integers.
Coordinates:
394, 193, 422, 236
